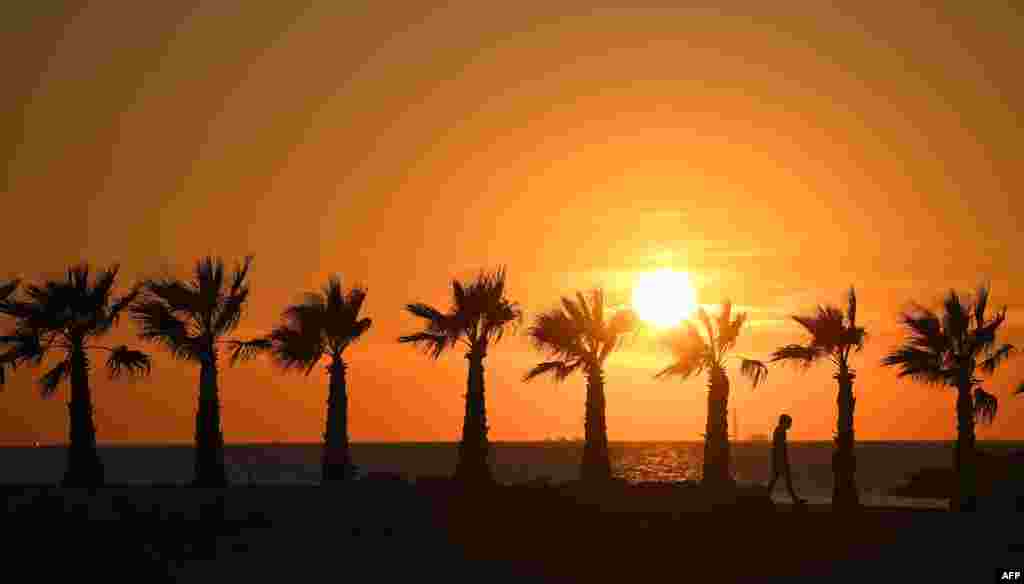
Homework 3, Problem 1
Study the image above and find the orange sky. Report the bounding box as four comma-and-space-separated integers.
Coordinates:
2, 2, 1022, 443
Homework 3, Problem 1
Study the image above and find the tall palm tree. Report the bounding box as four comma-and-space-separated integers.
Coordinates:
399, 267, 521, 484
0, 266, 151, 486
882, 285, 1017, 511
523, 289, 637, 482
242, 276, 371, 482
654, 301, 768, 489
771, 287, 866, 509
131, 256, 263, 487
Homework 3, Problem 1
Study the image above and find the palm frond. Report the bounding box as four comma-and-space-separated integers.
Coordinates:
143, 279, 202, 316
739, 358, 768, 388
973, 284, 989, 327
226, 338, 273, 366
213, 287, 249, 336
104, 284, 141, 329
130, 299, 200, 361
973, 387, 998, 425
348, 317, 372, 345
655, 323, 708, 381
451, 280, 468, 315
970, 307, 1006, 356
696, 307, 716, 347
846, 286, 857, 327
716, 301, 732, 341
0, 279, 19, 304
881, 347, 948, 385
527, 309, 586, 361
212, 257, 254, 336
398, 332, 451, 359
980, 344, 1014, 375
39, 359, 71, 397
268, 325, 324, 373
575, 291, 592, 329
719, 310, 747, 352
106, 346, 152, 379
228, 256, 254, 298
0, 331, 48, 370
942, 290, 969, 345
88, 265, 120, 312
193, 256, 226, 315
900, 309, 948, 355
341, 286, 369, 326
654, 357, 705, 381
405, 302, 447, 328
523, 360, 581, 383
561, 296, 587, 332
770, 344, 823, 368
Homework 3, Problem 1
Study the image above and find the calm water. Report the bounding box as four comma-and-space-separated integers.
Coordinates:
4, 441, 1020, 508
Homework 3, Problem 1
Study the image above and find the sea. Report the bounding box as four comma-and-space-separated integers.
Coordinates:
4, 441, 1021, 508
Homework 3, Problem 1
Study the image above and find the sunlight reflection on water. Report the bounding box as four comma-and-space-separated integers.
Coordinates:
0, 441, 986, 508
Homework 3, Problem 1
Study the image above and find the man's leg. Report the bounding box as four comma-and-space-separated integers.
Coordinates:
767, 470, 779, 493
784, 469, 802, 503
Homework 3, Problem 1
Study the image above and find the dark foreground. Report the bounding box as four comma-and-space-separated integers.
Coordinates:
3, 478, 1021, 583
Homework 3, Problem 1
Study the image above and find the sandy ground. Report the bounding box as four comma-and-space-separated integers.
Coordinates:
2, 481, 1020, 583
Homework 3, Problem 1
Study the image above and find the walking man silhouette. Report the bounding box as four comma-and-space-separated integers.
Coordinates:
766, 414, 806, 505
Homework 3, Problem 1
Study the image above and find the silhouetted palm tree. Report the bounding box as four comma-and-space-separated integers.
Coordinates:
772, 287, 865, 509
882, 285, 1018, 511
131, 256, 263, 487
399, 267, 521, 484
655, 301, 768, 489
242, 276, 371, 482
0, 266, 150, 486
524, 289, 637, 482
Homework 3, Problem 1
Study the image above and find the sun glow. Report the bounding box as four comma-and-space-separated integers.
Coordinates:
632, 269, 698, 328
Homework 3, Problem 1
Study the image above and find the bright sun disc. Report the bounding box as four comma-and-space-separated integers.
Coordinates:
632, 269, 698, 328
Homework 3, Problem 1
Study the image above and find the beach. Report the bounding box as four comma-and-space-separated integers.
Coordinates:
2, 479, 1019, 583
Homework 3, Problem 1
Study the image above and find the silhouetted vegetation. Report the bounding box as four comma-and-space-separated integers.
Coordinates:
398, 267, 522, 485
655, 301, 767, 490
524, 289, 637, 482
0, 265, 151, 486
882, 285, 1020, 511
131, 257, 264, 487
0, 279, 20, 385
771, 287, 865, 509
242, 276, 372, 482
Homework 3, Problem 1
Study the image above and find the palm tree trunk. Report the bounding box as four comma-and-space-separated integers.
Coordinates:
832, 368, 859, 509
322, 359, 353, 482
581, 364, 612, 482
455, 348, 491, 484
194, 353, 227, 487
703, 366, 733, 489
63, 345, 104, 487
954, 383, 977, 511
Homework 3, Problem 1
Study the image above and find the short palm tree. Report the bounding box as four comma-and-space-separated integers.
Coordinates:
771, 287, 865, 509
655, 301, 768, 489
0, 266, 151, 486
882, 285, 1017, 511
524, 289, 637, 482
399, 267, 521, 484
131, 256, 263, 487
245, 276, 371, 482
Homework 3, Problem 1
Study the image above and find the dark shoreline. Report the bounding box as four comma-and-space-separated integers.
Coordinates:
3, 478, 1017, 582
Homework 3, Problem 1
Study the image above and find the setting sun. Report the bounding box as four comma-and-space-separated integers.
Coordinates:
632, 269, 698, 328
